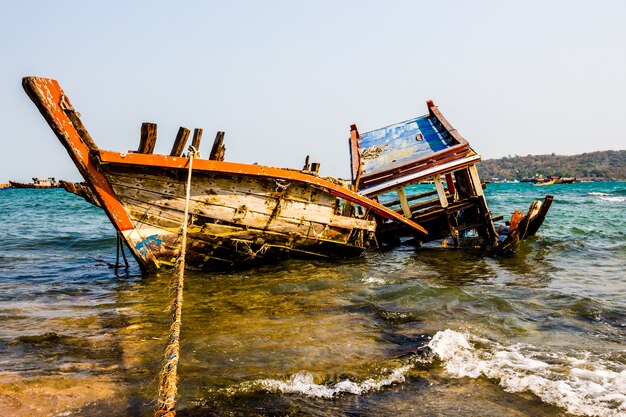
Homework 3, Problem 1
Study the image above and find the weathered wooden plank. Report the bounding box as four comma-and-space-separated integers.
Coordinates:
396, 187, 412, 218
360, 147, 473, 191
59, 180, 101, 207
122, 195, 362, 249
97, 149, 428, 236
106, 167, 339, 208
433, 175, 449, 208
191, 128, 203, 151
170, 127, 190, 157
110, 175, 372, 237
138, 123, 157, 154
383, 189, 438, 208
349, 124, 361, 181
209, 131, 225, 161
113, 182, 375, 235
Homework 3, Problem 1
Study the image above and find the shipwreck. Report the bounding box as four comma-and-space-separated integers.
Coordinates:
23, 77, 551, 272
349, 101, 552, 253
23, 77, 428, 272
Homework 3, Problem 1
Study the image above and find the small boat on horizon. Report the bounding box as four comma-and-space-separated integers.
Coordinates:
533, 179, 555, 186
8, 177, 60, 189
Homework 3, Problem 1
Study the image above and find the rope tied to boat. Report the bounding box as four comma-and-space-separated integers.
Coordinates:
154, 146, 197, 417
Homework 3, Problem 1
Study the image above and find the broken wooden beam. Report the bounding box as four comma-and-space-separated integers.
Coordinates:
303, 155, 310, 171
209, 131, 226, 161
396, 187, 412, 218
59, 180, 101, 208
170, 127, 190, 157
138, 122, 157, 154
191, 128, 203, 151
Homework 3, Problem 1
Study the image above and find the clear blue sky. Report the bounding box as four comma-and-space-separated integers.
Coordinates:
1, 1, 625, 182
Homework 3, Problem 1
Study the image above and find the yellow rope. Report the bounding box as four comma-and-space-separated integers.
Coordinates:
154, 146, 197, 417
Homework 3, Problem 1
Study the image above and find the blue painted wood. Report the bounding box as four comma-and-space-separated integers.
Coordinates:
358, 115, 455, 176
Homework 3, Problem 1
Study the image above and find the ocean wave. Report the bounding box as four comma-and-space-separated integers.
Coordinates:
255, 366, 412, 398
599, 196, 626, 203
220, 364, 414, 399
587, 191, 626, 202
429, 329, 625, 417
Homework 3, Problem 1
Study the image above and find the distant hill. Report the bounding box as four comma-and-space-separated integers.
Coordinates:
477, 150, 626, 181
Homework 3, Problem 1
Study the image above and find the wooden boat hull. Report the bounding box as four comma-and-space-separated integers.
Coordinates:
23, 76, 428, 272
533, 180, 554, 186
101, 162, 377, 269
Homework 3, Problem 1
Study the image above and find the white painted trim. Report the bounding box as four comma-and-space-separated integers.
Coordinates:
361, 154, 482, 196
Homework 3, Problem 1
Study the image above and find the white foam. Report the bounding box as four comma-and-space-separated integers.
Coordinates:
589, 192, 611, 196
256, 366, 412, 399
364, 276, 387, 285
429, 329, 626, 417
599, 196, 626, 203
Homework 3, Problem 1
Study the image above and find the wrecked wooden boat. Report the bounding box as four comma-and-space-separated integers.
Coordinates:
23, 76, 427, 272
349, 100, 552, 253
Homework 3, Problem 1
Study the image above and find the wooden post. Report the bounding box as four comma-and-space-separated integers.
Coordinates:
396, 187, 412, 218
434, 175, 449, 208
302, 155, 310, 171
209, 131, 226, 161
138, 123, 157, 154
353, 162, 363, 191
191, 128, 203, 151
444, 173, 456, 195
349, 124, 361, 183
170, 127, 190, 157
468, 165, 484, 197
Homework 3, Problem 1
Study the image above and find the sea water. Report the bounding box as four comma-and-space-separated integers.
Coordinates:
0, 183, 624, 417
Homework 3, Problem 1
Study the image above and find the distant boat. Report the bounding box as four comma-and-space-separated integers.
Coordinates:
8, 177, 59, 189
554, 177, 577, 184
533, 179, 555, 186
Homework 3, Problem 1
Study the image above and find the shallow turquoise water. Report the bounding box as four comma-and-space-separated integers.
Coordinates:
0, 184, 624, 416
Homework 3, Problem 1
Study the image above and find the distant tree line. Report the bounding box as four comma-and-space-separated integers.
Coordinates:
477, 150, 626, 181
